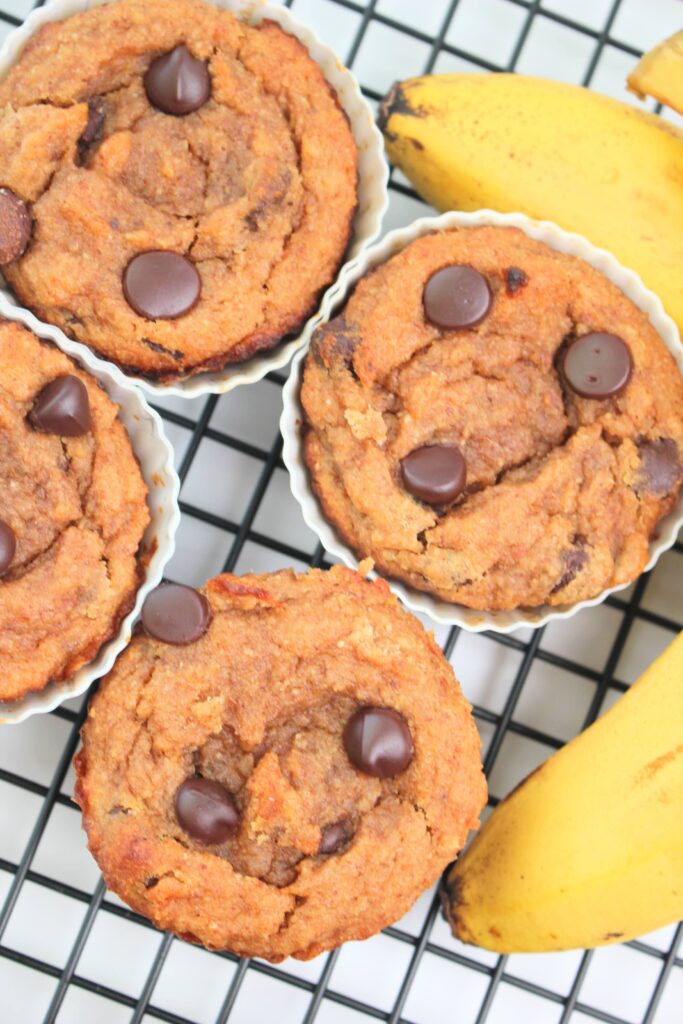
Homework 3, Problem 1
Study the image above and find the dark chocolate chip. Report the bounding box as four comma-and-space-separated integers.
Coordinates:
343, 707, 414, 779
0, 188, 31, 265
0, 520, 16, 576
123, 251, 201, 319
312, 314, 361, 375
78, 96, 106, 151
637, 439, 683, 496
141, 583, 211, 645
423, 265, 492, 329
505, 266, 528, 295
551, 536, 588, 594
401, 444, 467, 506
144, 45, 211, 116
29, 375, 92, 437
144, 876, 159, 889
319, 821, 348, 855
175, 777, 239, 844
562, 333, 632, 399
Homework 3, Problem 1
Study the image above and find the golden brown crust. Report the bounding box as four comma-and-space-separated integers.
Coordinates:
301, 226, 683, 612
74, 566, 486, 961
0, 320, 150, 702
0, 0, 358, 380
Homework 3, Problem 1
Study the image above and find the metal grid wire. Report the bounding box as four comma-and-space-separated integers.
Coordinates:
0, 0, 682, 1022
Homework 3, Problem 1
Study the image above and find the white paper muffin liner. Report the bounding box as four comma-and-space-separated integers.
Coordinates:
281, 209, 683, 634
0, 298, 180, 725
0, 0, 389, 398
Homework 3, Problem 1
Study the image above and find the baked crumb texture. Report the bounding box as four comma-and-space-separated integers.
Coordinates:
0, 0, 358, 379
0, 320, 149, 701
302, 227, 683, 611
75, 566, 486, 961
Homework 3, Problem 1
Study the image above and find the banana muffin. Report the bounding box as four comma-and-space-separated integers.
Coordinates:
74, 567, 486, 961
301, 226, 683, 611
0, 0, 358, 381
0, 320, 149, 702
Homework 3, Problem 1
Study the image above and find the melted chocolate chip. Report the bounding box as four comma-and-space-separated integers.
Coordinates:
637, 439, 683, 496
423, 265, 492, 329
311, 314, 361, 374
0, 520, 16, 576
505, 266, 528, 295
141, 583, 211, 645
77, 97, 105, 163
123, 251, 201, 319
327, 315, 360, 365
29, 375, 92, 436
144, 45, 211, 116
319, 821, 349, 855
344, 707, 414, 778
0, 188, 31, 265
551, 537, 588, 594
401, 444, 467, 506
562, 333, 632, 399
175, 778, 239, 844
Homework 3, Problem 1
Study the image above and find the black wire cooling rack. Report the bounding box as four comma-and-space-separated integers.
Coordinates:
1, 1, 682, 1022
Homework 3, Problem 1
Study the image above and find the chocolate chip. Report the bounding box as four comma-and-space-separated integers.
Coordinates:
175, 777, 239, 844
29, 375, 92, 436
319, 821, 349, 855
144, 876, 159, 889
312, 315, 361, 375
551, 536, 588, 594
82, 97, 106, 144
0, 520, 16, 576
505, 266, 528, 295
123, 251, 201, 319
401, 444, 467, 506
344, 707, 414, 778
562, 333, 632, 399
637, 439, 682, 496
423, 265, 492, 329
144, 45, 211, 116
141, 583, 211, 645
0, 188, 31, 265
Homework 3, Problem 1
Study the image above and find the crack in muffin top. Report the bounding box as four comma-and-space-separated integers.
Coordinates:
74, 567, 486, 961
0, 320, 149, 702
0, 0, 358, 380
301, 226, 683, 611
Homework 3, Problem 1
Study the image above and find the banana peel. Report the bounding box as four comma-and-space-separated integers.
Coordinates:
441, 631, 683, 953
379, 74, 683, 343
628, 31, 683, 115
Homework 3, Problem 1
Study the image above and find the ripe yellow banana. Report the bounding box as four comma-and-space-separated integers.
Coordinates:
628, 31, 683, 115
442, 630, 683, 953
380, 74, 683, 342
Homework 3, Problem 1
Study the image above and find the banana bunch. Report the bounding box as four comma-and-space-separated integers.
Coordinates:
379, 74, 683, 341
629, 31, 683, 115
442, 631, 683, 953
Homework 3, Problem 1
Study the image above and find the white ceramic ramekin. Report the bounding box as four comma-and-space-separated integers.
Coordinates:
0, 298, 180, 725
0, 0, 388, 399
281, 209, 683, 634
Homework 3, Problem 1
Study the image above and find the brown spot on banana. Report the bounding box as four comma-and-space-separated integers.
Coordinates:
377, 80, 427, 136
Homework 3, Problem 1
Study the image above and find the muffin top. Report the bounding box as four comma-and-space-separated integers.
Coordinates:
0, 320, 149, 703
0, 0, 358, 380
302, 226, 683, 611
75, 567, 486, 961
